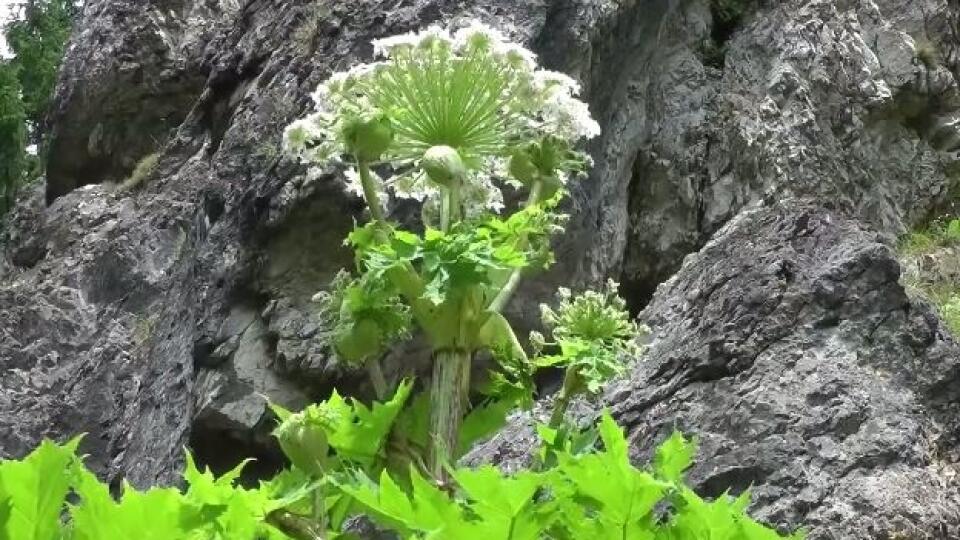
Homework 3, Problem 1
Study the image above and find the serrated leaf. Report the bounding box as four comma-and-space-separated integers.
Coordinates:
268, 401, 293, 423
597, 411, 628, 462
457, 398, 514, 456
70, 463, 188, 540
653, 431, 696, 484
0, 437, 80, 540
326, 379, 413, 468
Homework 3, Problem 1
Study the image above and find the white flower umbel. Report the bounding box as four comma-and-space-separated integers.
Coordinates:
284, 20, 601, 218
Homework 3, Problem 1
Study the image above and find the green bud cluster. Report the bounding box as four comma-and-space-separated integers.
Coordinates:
273, 404, 340, 476
342, 111, 394, 162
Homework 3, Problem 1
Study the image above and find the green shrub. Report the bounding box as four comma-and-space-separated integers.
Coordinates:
1, 411, 802, 539
5, 0, 76, 124
0, 61, 27, 214
0, 0, 75, 218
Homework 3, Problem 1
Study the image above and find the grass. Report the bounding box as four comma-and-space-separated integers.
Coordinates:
119, 152, 160, 191
132, 313, 158, 346
899, 217, 960, 335
914, 37, 940, 70
907, 281, 960, 335
898, 217, 960, 255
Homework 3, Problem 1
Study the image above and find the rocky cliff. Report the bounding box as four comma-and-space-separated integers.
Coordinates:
1, 0, 958, 538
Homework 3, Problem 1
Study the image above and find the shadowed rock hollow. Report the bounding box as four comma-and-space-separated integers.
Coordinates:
1, 0, 959, 537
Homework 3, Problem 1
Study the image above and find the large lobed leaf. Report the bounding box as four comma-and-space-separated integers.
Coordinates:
0, 437, 80, 540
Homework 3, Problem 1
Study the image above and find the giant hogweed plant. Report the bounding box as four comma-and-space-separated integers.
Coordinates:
285, 21, 605, 479
0, 22, 802, 540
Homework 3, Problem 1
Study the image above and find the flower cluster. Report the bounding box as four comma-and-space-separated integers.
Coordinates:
531, 280, 645, 394
313, 270, 412, 365
283, 20, 600, 222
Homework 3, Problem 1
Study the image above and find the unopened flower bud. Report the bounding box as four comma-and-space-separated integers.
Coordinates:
343, 111, 394, 162
421, 145, 466, 187
274, 408, 333, 476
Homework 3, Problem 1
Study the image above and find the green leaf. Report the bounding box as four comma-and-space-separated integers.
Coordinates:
452, 466, 541, 519
596, 411, 628, 462
450, 466, 554, 540
260, 468, 324, 514
550, 415, 668, 536
70, 463, 187, 540
653, 431, 696, 484
317, 270, 412, 365
339, 468, 461, 536
390, 390, 431, 462
476, 312, 527, 362
326, 379, 413, 467
268, 401, 293, 423
0, 437, 80, 540
457, 398, 514, 456
0, 488, 10, 538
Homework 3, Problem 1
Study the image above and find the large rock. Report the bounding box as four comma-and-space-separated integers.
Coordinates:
0, 0, 957, 534
622, 200, 960, 538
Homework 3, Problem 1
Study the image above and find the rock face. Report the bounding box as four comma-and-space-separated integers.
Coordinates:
621, 201, 960, 538
1, 0, 959, 536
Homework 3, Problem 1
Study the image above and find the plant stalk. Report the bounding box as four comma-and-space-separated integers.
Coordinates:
366, 356, 388, 400
440, 187, 452, 232
488, 180, 544, 313
440, 178, 462, 232
356, 161, 433, 330
357, 161, 386, 224
548, 366, 580, 429
312, 489, 326, 537
428, 347, 472, 480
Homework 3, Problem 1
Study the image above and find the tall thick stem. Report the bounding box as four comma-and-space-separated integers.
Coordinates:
449, 179, 461, 225
428, 348, 472, 480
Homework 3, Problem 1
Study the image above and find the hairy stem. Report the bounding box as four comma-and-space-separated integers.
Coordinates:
357, 161, 386, 224
488, 180, 544, 313
548, 366, 580, 429
449, 178, 461, 225
440, 187, 452, 232
366, 356, 388, 400
439, 179, 462, 232
428, 348, 472, 480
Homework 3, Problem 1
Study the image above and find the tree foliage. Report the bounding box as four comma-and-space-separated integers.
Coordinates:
0, 61, 27, 213
0, 0, 76, 216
